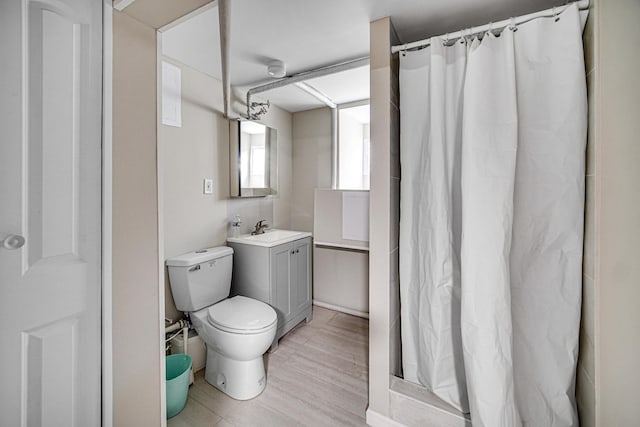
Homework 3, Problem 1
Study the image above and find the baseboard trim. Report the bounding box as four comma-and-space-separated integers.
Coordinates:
366, 407, 405, 427
313, 300, 369, 319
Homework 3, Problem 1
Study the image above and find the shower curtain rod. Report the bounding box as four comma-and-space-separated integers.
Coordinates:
391, 0, 589, 53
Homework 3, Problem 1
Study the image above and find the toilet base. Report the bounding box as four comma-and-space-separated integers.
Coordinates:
204, 346, 267, 400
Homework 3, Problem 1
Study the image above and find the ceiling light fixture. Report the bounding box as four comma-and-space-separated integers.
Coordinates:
267, 60, 286, 78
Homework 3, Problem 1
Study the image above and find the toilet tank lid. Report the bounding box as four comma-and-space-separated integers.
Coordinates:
166, 246, 233, 267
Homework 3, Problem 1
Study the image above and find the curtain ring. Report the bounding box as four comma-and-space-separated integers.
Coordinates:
510, 17, 518, 32
443, 32, 449, 46
553, 6, 560, 22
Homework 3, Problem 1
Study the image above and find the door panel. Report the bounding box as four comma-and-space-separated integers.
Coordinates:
294, 239, 311, 311
24, 317, 79, 427
28, 4, 82, 266
271, 244, 292, 329
0, 0, 102, 425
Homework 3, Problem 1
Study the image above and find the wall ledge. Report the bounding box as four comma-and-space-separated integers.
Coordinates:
366, 407, 405, 427
389, 377, 471, 427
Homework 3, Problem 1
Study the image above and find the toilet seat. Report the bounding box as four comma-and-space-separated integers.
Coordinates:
207, 296, 277, 334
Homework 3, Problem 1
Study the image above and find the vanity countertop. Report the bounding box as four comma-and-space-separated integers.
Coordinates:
227, 229, 312, 248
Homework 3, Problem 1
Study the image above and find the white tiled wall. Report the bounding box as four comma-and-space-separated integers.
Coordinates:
368, 17, 395, 417
594, 0, 640, 424
368, 16, 402, 418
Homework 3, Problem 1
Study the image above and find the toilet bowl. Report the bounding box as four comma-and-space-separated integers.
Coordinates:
166, 247, 278, 401
190, 296, 277, 400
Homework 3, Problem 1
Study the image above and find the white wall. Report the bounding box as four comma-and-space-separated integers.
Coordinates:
159, 58, 292, 320
266, 93, 293, 231
291, 107, 333, 232
314, 247, 369, 314
112, 10, 162, 426
160, 57, 230, 321
367, 16, 401, 419
291, 108, 370, 317
577, 2, 640, 425
594, 0, 640, 424
161, 58, 229, 257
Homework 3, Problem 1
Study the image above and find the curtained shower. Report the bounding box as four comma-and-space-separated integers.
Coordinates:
399, 3, 588, 426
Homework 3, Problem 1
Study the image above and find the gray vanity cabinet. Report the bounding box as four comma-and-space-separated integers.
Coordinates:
228, 236, 312, 345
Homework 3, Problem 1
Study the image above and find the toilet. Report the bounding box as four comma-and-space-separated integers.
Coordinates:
166, 246, 277, 400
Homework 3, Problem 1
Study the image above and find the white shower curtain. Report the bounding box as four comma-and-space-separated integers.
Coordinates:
399, 4, 587, 426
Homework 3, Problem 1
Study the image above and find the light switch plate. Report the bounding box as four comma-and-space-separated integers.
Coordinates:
203, 178, 213, 194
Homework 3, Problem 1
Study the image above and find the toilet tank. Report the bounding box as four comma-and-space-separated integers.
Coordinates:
166, 246, 234, 312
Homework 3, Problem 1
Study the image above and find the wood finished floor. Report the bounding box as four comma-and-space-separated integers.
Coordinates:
168, 306, 369, 427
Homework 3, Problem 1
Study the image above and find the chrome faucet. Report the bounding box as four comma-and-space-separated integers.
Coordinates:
251, 219, 269, 235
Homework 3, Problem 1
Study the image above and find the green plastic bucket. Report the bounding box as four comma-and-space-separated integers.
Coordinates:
166, 354, 192, 418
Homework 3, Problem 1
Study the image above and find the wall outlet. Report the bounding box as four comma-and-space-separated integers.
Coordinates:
203, 178, 214, 194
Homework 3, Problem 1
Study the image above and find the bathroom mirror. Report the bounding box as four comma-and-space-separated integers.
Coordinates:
229, 119, 278, 197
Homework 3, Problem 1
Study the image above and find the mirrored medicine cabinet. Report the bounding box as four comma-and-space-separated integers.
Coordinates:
229, 119, 278, 197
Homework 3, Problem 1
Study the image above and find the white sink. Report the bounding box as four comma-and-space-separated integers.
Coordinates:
227, 229, 312, 248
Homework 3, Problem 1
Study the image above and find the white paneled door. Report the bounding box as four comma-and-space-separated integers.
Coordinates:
0, 0, 103, 426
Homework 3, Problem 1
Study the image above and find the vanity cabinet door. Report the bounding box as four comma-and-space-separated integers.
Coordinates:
270, 243, 293, 329
293, 238, 311, 313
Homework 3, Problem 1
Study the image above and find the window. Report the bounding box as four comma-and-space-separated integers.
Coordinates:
337, 103, 370, 190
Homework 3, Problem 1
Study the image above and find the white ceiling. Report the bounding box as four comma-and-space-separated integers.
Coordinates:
160, 0, 562, 113
161, 6, 221, 80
